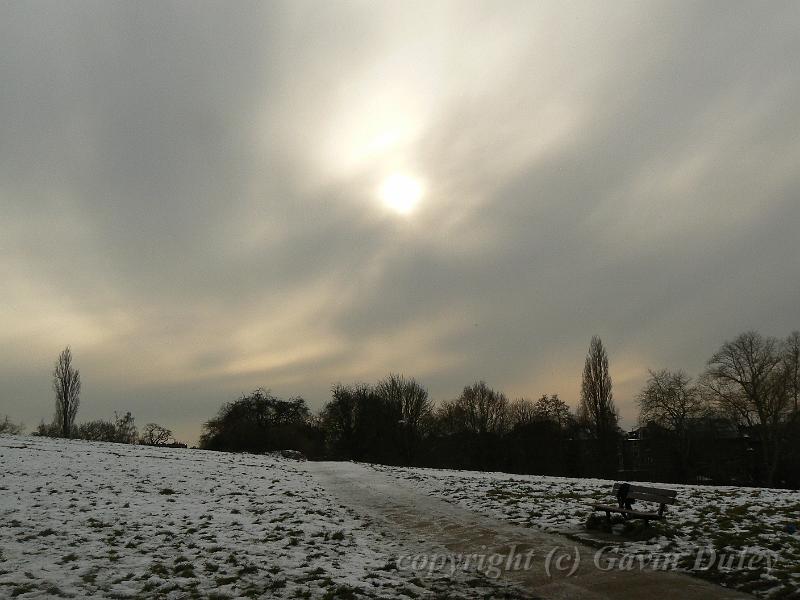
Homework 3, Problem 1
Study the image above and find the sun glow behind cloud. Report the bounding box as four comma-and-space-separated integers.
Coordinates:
289, 3, 588, 228
379, 173, 424, 215
2, 1, 800, 447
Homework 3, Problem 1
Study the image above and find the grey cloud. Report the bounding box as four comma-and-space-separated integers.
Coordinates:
1, 1, 799, 442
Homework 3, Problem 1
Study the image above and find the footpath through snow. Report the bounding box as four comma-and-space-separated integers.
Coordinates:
0, 436, 765, 598
306, 461, 752, 600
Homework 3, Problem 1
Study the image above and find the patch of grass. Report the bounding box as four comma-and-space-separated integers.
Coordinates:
266, 578, 287, 590
86, 518, 109, 529
378, 560, 398, 571
80, 570, 98, 585
173, 562, 195, 578
322, 584, 359, 600
214, 575, 238, 586
10, 582, 37, 597
159, 488, 175, 495
148, 562, 169, 577
299, 567, 326, 582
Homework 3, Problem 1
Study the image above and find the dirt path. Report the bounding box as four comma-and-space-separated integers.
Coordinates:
304, 461, 751, 600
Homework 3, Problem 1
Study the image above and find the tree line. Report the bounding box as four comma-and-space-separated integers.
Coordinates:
635, 330, 800, 487
193, 337, 624, 479
196, 330, 800, 488
10, 330, 799, 488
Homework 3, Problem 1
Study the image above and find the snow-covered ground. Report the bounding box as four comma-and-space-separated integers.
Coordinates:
4, 434, 798, 598
369, 464, 800, 598
0, 436, 528, 599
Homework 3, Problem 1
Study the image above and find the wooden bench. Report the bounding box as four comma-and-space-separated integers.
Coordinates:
591, 482, 678, 525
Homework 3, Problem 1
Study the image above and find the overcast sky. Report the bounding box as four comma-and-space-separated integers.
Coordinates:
2, 1, 799, 444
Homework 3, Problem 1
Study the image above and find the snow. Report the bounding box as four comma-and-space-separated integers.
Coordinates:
4, 433, 797, 598
367, 463, 800, 598
0, 435, 529, 599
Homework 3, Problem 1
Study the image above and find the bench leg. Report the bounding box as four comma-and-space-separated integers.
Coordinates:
605, 511, 610, 521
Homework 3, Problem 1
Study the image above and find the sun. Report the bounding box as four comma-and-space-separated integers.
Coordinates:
379, 173, 424, 215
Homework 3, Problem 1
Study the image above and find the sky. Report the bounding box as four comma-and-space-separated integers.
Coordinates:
2, 1, 799, 444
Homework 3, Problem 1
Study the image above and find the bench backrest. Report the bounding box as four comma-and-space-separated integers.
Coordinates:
612, 482, 678, 505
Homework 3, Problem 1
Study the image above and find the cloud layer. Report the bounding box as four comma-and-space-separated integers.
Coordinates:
2, 1, 799, 442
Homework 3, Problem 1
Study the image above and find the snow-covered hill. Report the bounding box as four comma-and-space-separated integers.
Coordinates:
0, 435, 525, 599
3, 434, 797, 598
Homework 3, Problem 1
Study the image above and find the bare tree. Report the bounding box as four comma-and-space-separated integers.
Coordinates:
533, 394, 574, 429
637, 369, 707, 478
701, 331, 791, 485
577, 336, 619, 476
0, 415, 24, 435
140, 423, 173, 446
578, 336, 618, 438
435, 382, 509, 436
76, 419, 116, 441
509, 397, 537, 428
34, 420, 59, 437
374, 374, 432, 435
374, 374, 432, 462
638, 369, 705, 430
113, 412, 138, 444
53, 346, 81, 438
783, 331, 800, 415
435, 398, 468, 435
321, 383, 370, 459
455, 381, 510, 435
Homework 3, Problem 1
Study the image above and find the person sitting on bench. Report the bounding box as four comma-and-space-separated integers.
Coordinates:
616, 482, 635, 510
